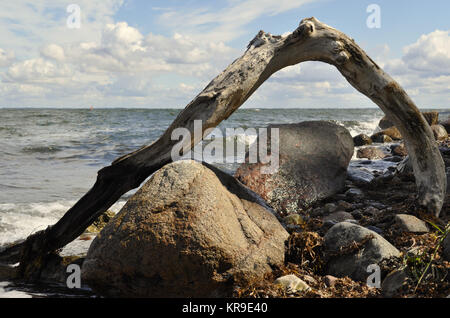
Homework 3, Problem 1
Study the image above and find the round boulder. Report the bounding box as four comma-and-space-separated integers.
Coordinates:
82, 160, 289, 297
234, 121, 354, 215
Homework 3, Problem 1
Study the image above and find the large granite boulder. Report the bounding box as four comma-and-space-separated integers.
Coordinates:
324, 222, 400, 281
234, 121, 354, 216
82, 160, 289, 297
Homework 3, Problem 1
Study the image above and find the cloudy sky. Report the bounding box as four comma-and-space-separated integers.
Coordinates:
0, 0, 448, 108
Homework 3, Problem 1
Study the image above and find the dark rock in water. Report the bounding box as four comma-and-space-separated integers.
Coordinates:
324, 222, 400, 281
391, 143, 408, 157
357, 147, 387, 160
431, 124, 448, 141
383, 156, 403, 163
234, 121, 354, 215
378, 111, 438, 130
353, 134, 372, 147
394, 214, 429, 233
371, 127, 402, 141
0, 264, 17, 281
82, 160, 289, 298
371, 134, 393, 144
347, 167, 375, 184
443, 234, 450, 261
39, 254, 85, 285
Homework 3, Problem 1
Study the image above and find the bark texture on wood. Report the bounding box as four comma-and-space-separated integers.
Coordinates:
0, 17, 445, 274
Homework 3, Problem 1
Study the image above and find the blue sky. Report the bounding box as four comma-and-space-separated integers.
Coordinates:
0, 0, 449, 108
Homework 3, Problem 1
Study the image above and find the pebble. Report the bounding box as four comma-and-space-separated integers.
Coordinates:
274, 275, 311, 293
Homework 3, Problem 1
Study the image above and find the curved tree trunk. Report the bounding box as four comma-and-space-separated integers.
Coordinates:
0, 17, 445, 277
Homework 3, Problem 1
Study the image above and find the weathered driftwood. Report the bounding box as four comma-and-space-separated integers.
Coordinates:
0, 17, 445, 276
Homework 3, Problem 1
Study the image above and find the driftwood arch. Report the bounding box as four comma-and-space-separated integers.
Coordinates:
0, 17, 446, 277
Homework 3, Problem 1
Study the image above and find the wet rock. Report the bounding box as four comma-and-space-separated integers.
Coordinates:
394, 214, 429, 233
234, 121, 354, 215
391, 143, 408, 157
351, 210, 363, 220
274, 274, 310, 293
372, 127, 402, 141
378, 116, 395, 130
82, 160, 289, 297
431, 124, 448, 141
323, 211, 354, 223
442, 233, 450, 261
357, 147, 387, 160
353, 134, 372, 147
324, 222, 400, 281
381, 269, 409, 297
347, 167, 375, 184
383, 156, 403, 163
371, 134, 393, 144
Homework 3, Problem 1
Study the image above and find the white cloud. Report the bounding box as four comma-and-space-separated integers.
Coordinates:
157, 0, 316, 42
402, 30, 450, 76
41, 44, 65, 61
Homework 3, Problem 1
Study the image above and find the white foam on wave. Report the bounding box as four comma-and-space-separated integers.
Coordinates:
0, 282, 32, 298
0, 200, 126, 248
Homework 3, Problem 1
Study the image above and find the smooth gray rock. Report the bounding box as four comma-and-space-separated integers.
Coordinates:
394, 214, 429, 233
323, 211, 354, 223
82, 160, 289, 297
324, 222, 400, 281
381, 269, 409, 297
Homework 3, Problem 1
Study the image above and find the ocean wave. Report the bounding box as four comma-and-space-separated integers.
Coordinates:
0, 200, 125, 247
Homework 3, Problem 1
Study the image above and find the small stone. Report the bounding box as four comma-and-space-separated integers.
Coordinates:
353, 134, 372, 147
394, 214, 429, 233
283, 214, 305, 226
357, 147, 387, 160
323, 211, 354, 223
381, 269, 409, 297
363, 206, 380, 216
337, 200, 354, 211
324, 275, 337, 287
323, 203, 337, 214
324, 222, 401, 281
371, 134, 393, 143
345, 188, 364, 200
274, 274, 311, 293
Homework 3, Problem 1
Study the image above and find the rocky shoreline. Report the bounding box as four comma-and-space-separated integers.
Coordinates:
1, 114, 449, 298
